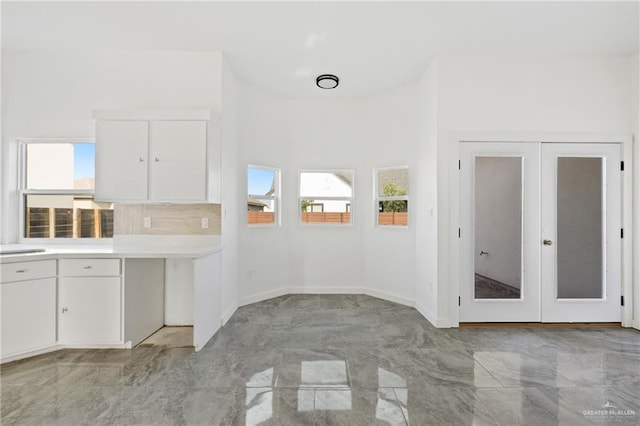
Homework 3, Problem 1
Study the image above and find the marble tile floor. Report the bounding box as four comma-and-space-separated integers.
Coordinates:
138, 327, 194, 349
1, 294, 639, 425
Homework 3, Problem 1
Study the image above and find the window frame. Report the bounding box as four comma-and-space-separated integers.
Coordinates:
247, 164, 281, 227
374, 165, 409, 228
298, 169, 355, 226
18, 138, 113, 243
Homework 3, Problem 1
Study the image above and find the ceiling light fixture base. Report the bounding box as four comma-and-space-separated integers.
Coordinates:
316, 74, 339, 89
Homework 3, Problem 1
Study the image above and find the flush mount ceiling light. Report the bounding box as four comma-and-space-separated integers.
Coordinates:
316, 74, 339, 89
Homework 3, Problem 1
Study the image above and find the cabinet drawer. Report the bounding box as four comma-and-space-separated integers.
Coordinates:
58, 259, 121, 276
0, 260, 56, 283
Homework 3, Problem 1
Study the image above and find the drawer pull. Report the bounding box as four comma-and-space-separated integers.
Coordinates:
83, 265, 93, 270
16, 269, 29, 273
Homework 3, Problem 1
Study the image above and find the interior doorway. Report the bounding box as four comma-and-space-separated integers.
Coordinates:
459, 142, 622, 323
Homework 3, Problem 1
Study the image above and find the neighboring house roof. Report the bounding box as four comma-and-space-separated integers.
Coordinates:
248, 199, 268, 208
334, 173, 352, 187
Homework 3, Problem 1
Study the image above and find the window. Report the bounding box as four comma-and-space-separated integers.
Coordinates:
299, 170, 353, 225
19, 139, 114, 239
375, 166, 408, 227
247, 165, 280, 226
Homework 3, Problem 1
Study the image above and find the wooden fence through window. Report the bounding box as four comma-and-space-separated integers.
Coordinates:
378, 212, 408, 226
247, 211, 408, 225
302, 212, 351, 223
25, 208, 114, 238
247, 211, 275, 224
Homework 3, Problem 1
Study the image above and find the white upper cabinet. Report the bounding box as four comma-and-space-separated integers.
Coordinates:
94, 110, 218, 203
96, 120, 149, 201
149, 121, 207, 201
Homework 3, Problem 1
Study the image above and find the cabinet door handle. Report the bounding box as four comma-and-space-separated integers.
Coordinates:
61, 307, 68, 313
155, 157, 160, 162
16, 269, 28, 273
83, 265, 92, 270
139, 157, 145, 163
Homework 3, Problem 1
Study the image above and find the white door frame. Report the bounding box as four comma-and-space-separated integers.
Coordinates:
448, 133, 633, 327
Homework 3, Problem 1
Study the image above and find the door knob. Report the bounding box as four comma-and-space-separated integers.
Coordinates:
543, 239, 553, 246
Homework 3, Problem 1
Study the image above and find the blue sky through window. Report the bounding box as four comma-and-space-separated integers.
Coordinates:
74, 143, 95, 179
248, 167, 275, 196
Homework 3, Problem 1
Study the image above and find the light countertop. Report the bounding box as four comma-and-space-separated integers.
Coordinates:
0, 235, 222, 263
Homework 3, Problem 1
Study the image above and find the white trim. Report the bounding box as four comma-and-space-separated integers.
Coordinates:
451, 132, 633, 327
0, 342, 132, 364
92, 109, 211, 121
0, 344, 62, 364
237, 287, 452, 327
365, 288, 414, 308
239, 287, 290, 306
415, 300, 453, 328
289, 286, 364, 294
221, 303, 238, 327
57, 342, 131, 349
240, 286, 413, 306
621, 137, 634, 327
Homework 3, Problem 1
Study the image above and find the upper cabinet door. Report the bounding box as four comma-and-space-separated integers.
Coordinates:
148, 121, 207, 201
95, 120, 149, 201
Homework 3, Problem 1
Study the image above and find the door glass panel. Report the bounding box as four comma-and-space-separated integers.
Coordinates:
474, 157, 523, 299
556, 157, 603, 299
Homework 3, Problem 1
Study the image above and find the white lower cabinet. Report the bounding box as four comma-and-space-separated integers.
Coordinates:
1, 277, 57, 358
58, 259, 122, 345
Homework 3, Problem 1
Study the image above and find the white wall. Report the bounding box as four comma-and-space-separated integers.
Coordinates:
237, 84, 419, 305
1, 48, 222, 243
220, 56, 240, 324
433, 55, 634, 326
414, 59, 440, 324
236, 82, 291, 303
3, 47, 634, 329
358, 87, 418, 305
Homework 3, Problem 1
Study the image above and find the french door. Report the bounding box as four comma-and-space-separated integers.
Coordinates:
459, 142, 622, 323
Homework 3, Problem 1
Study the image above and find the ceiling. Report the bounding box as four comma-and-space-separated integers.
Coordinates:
2, 1, 638, 98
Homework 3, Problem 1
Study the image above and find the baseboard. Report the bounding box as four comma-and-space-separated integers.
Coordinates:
414, 301, 454, 328
1, 344, 63, 364
1, 341, 135, 364
364, 288, 414, 308
633, 319, 640, 331
238, 287, 457, 328
288, 286, 366, 295
60, 342, 132, 349
414, 300, 438, 327
221, 302, 238, 326
239, 287, 289, 306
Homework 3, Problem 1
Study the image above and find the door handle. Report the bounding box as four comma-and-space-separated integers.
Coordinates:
543, 239, 553, 246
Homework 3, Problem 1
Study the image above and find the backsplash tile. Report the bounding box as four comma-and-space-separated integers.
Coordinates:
114, 204, 221, 235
